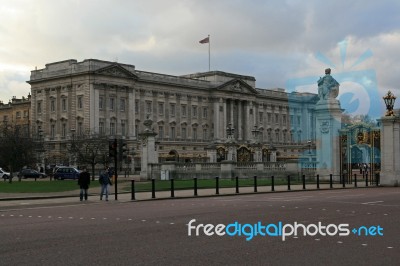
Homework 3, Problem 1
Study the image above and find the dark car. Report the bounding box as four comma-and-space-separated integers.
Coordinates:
54, 167, 80, 180
17, 169, 46, 179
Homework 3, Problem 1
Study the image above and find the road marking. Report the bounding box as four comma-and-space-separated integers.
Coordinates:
362, 201, 383, 205
387, 247, 393, 249
362, 244, 368, 247
315, 239, 320, 241
337, 241, 343, 244
170, 222, 175, 225
141, 219, 146, 222
384, 214, 388, 216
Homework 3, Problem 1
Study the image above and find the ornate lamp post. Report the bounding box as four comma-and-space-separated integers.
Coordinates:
251, 125, 260, 143
383, 90, 396, 116
307, 140, 312, 155
226, 123, 235, 140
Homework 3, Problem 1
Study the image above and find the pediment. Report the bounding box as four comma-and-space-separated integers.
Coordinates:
95, 64, 138, 79
215, 79, 259, 95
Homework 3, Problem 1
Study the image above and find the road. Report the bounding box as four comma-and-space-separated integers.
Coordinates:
0, 187, 399, 266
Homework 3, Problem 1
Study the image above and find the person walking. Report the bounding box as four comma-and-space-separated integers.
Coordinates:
78, 167, 91, 201
99, 168, 112, 201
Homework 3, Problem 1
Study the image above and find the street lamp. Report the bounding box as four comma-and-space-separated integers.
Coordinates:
251, 125, 260, 143
307, 140, 312, 155
226, 123, 235, 139
383, 90, 396, 116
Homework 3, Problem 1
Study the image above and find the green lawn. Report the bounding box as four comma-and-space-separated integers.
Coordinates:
0, 180, 101, 193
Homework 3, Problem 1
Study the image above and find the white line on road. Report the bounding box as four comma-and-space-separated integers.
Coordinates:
361, 201, 383, 205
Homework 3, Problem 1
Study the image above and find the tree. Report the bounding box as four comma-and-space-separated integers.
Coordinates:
0, 123, 36, 182
69, 133, 109, 181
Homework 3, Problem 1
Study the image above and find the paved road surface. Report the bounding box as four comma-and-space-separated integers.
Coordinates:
0, 187, 398, 265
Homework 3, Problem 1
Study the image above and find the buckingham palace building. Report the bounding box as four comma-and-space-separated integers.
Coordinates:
27, 59, 318, 169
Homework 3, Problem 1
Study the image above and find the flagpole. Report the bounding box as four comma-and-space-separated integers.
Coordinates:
208, 34, 210, 72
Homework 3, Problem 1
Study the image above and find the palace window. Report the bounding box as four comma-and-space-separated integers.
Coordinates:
77, 96, 83, 109
78, 122, 83, 136
181, 105, 187, 117
62, 98, 67, 112
109, 97, 115, 111
192, 128, 197, 140
62, 123, 66, 138
99, 120, 105, 135
192, 106, 197, 118
37, 102, 42, 114
202, 107, 208, 119
170, 103, 176, 117
110, 122, 115, 135
158, 102, 164, 116
181, 127, 187, 139
146, 101, 152, 114
51, 100, 55, 112
203, 128, 208, 140
120, 98, 126, 112
170, 127, 176, 139
99, 97, 104, 110
50, 124, 55, 139
158, 126, 164, 139
121, 120, 126, 136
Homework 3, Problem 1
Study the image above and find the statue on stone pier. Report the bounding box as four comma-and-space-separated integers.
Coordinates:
318, 68, 339, 101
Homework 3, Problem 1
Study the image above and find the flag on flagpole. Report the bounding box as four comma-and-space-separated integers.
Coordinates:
199, 36, 209, 44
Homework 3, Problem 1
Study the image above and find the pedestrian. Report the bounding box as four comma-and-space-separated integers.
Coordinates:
78, 167, 91, 201
99, 168, 112, 201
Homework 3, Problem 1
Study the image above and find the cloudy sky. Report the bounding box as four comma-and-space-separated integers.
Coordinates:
1, 0, 400, 116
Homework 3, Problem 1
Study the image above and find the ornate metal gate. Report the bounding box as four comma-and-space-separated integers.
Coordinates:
340, 123, 380, 182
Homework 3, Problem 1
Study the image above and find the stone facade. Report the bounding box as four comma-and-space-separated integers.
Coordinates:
27, 59, 318, 167
0, 95, 31, 137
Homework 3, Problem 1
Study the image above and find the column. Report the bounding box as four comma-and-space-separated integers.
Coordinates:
223, 98, 227, 140
213, 98, 219, 140
379, 116, 400, 186
238, 100, 242, 141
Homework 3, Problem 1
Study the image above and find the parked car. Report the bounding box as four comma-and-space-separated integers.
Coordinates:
0, 168, 10, 179
17, 169, 46, 179
54, 167, 80, 180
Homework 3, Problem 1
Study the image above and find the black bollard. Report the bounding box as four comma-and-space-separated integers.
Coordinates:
365, 173, 368, 187
287, 175, 291, 191
194, 178, 198, 196
375, 173, 379, 186
302, 174, 306, 190
216, 176, 219, 195
151, 179, 156, 199
329, 174, 333, 189
170, 178, 175, 198
235, 176, 239, 194
354, 174, 357, 188
342, 174, 346, 188
271, 176, 275, 192
131, 180, 135, 200
254, 176, 258, 192
317, 174, 320, 189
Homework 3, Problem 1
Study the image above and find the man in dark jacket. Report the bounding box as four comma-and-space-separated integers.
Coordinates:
78, 167, 91, 201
